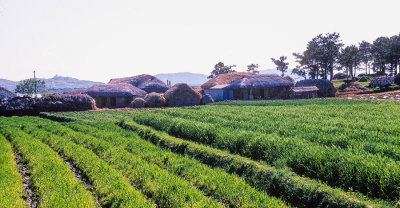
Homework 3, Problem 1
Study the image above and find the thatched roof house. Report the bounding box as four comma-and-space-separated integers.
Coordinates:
225, 74, 293, 100
0, 86, 16, 100
83, 84, 146, 108
201, 72, 253, 90
295, 79, 336, 97
108, 74, 169, 93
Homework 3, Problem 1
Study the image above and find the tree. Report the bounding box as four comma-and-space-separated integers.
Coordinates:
208, 62, 237, 79
291, 67, 306, 80
271, 56, 289, 76
339, 45, 360, 80
292, 33, 342, 80
358, 41, 373, 75
15, 78, 46, 97
247, 64, 259, 74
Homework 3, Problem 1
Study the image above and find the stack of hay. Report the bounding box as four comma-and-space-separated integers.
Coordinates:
144, 93, 166, 108
295, 79, 337, 97
35, 94, 96, 112
0, 97, 35, 116
338, 82, 367, 92
333, 73, 347, 80
201, 94, 214, 105
129, 98, 146, 108
164, 83, 202, 107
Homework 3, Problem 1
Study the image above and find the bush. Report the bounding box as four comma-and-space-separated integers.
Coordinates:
369, 77, 392, 89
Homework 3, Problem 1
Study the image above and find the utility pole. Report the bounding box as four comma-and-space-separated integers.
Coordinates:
34, 70, 37, 98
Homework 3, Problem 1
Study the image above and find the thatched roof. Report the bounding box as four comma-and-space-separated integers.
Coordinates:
226, 74, 293, 89
108, 74, 169, 93
83, 84, 147, 97
201, 72, 253, 90
295, 79, 336, 97
0, 86, 16, 99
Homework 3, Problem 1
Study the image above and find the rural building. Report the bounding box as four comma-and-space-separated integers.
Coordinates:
226, 74, 293, 100
202, 72, 253, 101
83, 83, 147, 108
291, 86, 319, 99
108, 74, 170, 93
203, 73, 294, 101
295, 79, 336, 97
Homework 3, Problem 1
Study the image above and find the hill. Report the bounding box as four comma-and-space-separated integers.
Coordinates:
155, 72, 208, 87
0, 75, 103, 93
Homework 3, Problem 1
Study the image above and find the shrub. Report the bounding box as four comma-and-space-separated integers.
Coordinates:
369, 77, 392, 89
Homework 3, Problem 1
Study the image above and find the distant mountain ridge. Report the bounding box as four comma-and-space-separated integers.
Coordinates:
0, 75, 103, 92
155, 72, 209, 87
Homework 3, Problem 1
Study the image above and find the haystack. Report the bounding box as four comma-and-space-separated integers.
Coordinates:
63, 89, 86, 94
164, 83, 201, 107
129, 98, 146, 108
295, 79, 336, 97
201, 72, 253, 90
109, 74, 169, 93
333, 73, 347, 80
0, 97, 35, 116
144, 92, 166, 108
35, 94, 95, 112
283, 76, 295, 86
0, 86, 16, 100
201, 94, 214, 105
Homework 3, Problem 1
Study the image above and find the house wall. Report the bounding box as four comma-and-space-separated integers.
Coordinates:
232, 86, 291, 100
291, 91, 318, 99
91, 95, 133, 108
204, 89, 225, 101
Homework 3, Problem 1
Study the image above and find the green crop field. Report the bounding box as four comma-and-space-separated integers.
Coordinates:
2, 98, 400, 207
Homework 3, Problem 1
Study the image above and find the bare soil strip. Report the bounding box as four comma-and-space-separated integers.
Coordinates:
13, 150, 37, 208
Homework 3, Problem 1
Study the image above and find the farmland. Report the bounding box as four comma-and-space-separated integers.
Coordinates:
1, 98, 399, 207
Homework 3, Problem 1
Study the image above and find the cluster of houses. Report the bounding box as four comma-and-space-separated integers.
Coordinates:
78, 72, 335, 109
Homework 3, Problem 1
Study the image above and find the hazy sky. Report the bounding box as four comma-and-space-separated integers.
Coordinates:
0, 0, 399, 82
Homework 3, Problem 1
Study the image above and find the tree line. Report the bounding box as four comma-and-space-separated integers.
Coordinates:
209, 33, 400, 81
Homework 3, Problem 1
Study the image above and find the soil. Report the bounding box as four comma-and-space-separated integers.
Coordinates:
14, 151, 37, 208
337, 89, 400, 101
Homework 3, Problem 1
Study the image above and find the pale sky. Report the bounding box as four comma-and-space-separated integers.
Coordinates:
0, 0, 399, 83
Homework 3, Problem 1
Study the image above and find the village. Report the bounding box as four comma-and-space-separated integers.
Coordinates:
2, 69, 400, 115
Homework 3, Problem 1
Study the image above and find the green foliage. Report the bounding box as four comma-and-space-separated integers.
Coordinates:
1, 117, 152, 208
64, 121, 287, 208
0, 120, 98, 208
339, 45, 360, 80
15, 79, 46, 96
13, 117, 221, 208
247, 63, 260, 74
0, 135, 26, 208
208, 62, 236, 79
125, 101, 400, 202
271, 56, 289, 76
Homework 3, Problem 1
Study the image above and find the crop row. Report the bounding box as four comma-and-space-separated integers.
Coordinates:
129, 110, 400, 201
149, 106, 400, 160
39, 110, 390, 207
0, 134, 26, 208
11, 117, 222, 208
0, 120, 99, 208
63, 121, 289, 208
24, 116, 288, 208
1, 117, 153, 208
